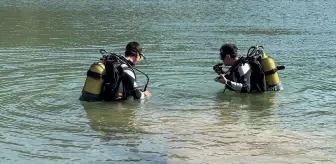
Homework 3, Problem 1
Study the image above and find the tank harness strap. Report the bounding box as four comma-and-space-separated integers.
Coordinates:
86, 62, 104, 80
264, 68, 278, 76
87, 70, 102, 79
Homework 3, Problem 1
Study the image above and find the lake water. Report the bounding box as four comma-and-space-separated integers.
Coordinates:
1, 0, 335, 163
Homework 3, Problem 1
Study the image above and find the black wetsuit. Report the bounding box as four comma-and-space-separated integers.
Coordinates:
120, 61, 144, 99
225, 63, 254, 93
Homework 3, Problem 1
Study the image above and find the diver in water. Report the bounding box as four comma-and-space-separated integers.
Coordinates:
79, 41, 151, 102
213, 43, 283, 93
121, 41, 151, 99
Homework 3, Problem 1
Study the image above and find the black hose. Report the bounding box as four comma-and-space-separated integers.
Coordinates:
132, 67, 149, 91
247, 46, 257, 57
113, 54, 150, 91
99, 49, 107, 54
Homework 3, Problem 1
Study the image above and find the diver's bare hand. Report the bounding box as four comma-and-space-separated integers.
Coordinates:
216, 74, 227, 84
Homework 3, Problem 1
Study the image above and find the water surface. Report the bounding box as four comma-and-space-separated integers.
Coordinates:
1, 0, 335, 163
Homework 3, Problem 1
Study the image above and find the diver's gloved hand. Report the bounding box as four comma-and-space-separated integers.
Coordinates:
213, 63, 224, 75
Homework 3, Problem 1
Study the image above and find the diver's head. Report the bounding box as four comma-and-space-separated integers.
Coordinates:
219, 43, 238, 66
125, 41, 145, 64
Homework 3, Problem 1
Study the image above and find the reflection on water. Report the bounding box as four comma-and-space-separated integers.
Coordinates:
216, 91, 280, 110
215, 91, 279, 125
82, 101, 140, 141
80, 101, 170, 163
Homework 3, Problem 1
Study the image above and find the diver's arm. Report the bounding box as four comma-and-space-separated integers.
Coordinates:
225, 77, 251, 93
123, 69, 145, 99
217, 64, 252, 93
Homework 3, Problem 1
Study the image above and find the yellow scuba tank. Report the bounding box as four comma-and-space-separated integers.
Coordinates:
82, 61, 106, 97
260, 54, 280, 86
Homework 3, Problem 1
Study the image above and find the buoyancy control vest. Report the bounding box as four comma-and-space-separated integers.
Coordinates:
100, 54, 127, 101
227, 56, 266, 92
81, 50, 132, 101
247, 46, 285, 90
247, 57, 267, 92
